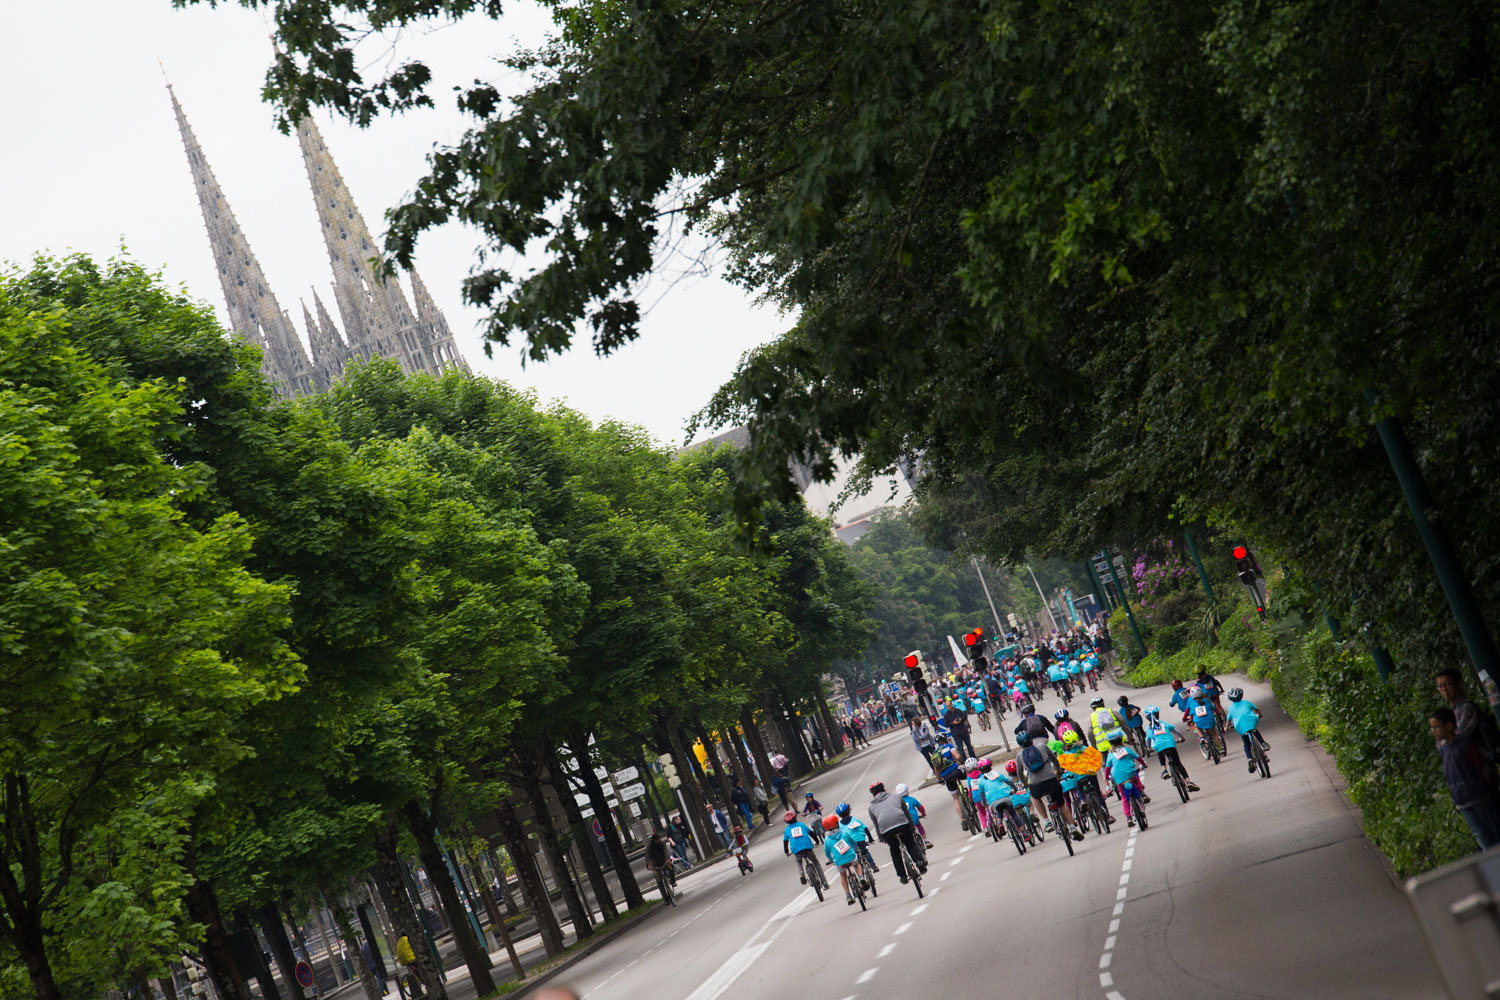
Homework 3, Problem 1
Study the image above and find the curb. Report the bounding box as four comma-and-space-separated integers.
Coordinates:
501, 903, 667, 999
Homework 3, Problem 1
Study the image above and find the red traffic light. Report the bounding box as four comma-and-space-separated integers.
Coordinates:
973, 626, 984, 638
963, 632, 977, 647
904, 654, 918, 667
1232, 545, 1248, 560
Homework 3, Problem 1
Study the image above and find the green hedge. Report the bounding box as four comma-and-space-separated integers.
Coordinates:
1121, 592, 1472, 876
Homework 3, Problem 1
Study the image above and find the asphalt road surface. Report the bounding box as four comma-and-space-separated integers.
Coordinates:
554, 673, 1441, 1000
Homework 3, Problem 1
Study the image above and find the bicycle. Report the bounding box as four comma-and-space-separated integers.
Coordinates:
798, 850, 830, 901
848, 860, 876, 910
1248, 733, 1271, 779
1119, 778, 1148, 830
855, 840, 881, 874
896, 839, 925, 897
654, 867, 676, 907
1043, 795, 1075, 857
959, 791, 981, 836
1198, 726, 1223, 765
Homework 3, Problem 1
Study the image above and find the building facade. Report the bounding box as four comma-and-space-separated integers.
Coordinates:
169, 85, 464, 396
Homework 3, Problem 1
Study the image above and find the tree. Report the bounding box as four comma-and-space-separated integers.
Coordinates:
0, 256, 297, 1000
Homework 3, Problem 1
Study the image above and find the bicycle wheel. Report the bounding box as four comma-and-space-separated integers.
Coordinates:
1135, 795, 1148, 830
658, 872, 676, 907
806, 858, 825, 902
1173, 768, 1190, 803
854, 873, 867, 911
1006, 813, 1026, 855
1255, 741, 1271, 779
902, 847, 924, 897
1055, 807, 1075, 856
1208, 736, 1221, 765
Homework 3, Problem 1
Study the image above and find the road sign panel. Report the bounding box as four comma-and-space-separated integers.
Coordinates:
619, 782, 647, 801
294, 962, 315, 988
612, 766, 639, 784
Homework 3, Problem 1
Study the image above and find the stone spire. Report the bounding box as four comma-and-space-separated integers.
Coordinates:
409, 268, 466, 372
294, 115, 461, 376
168, 83, 314, 396
301, 290, 349, 385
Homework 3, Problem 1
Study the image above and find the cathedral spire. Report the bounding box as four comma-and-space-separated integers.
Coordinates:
294, 114, 462, 376
168, 83, 314, 396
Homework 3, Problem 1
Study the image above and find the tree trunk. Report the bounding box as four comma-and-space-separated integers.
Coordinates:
567, 731, 645, 910
283, 900, 314, 962
541, 741, 619, 921
403, 802, 497, 995
156, 975, 177, 1000
255, 901, 306, 1000
817, 694, 843, 754
183, 880, 254, 1000
692, 717, 735, 810
468, 849, 524, 980
308, 897, 346, 986
724, 725, 756, 803
517, 754, 593, 940
313, 877, 383, 1000
493, 797, 565, 958
231, 910, 283, 1000
660, 721, 719, 859
8, 912, 64, 1000
490, 849, 520, 916
741, 707, 776, 805
771, 691, 813, 776
372, 816, 448, 1000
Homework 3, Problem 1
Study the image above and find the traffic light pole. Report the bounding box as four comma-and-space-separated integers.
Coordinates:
1183, 528, 1217, 608
1026, 564, 1061, 632
1370, 396, 1500, 700
971, 558, 1007, 641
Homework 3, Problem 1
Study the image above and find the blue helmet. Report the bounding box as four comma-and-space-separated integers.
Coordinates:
1016, 730, 1033, 746
1054, 708, 1070, 721
834, 802, 852, 818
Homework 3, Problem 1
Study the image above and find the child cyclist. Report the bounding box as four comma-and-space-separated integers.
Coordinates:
894, 783, 932, 849
730, 825, 753, 872
1143, 706, 1200, 792
821, 815, 869, 905
1106, 744, 1149, 827
834, 802, 879, 870
1225, 687, 1271, 772
801, 791, 825, 843
975, 758, 1024, 836
782, 810, 822, 884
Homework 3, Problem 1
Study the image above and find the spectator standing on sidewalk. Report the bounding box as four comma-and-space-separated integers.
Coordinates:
911, 718, 938, 771
771, 771, 791, 810
709, 804, 733, 850
1430, 705, 1500, 849
730, 779, 755, 830
751, 780, 771, 825
1436, 668, 1500, 755
944, 698, 978, 760
667, 815, 692, 861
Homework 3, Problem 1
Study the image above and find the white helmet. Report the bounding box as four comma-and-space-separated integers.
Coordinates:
894, 782, 909, 796
963, 756, 979, 771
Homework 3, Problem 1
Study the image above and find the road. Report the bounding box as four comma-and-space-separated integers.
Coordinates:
550, 673, 1441, 1000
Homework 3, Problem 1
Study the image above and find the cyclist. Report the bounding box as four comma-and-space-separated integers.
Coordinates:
1168, 679, 1193, 723
975, 758, 1023, 836
868, 781, 926, 883
821, 815, 868, 905
1143, 705, 1199, 791
962, 757, 990, 833
1058, 729, 1117, 822
930, 742, 969, 825
895, 782, 932, 849
1196, 668, 1227, 722
1018, 705, 1056, 745
1089, 696, 1127, 750
970, 684, 992, 731
782, 810, 821, 884
1185, 685, 1223, 758
646, 831, 671, 886
1006, 757, 1048, 831
1107, 744, 1149, 827
1053, 707, 1088, 747
1015, 731, 1085, 840
1047, 658, 1072, 701
1117, 695, 1146, 745
801, 790, 824, 841
834, 802, 878, 870
1225, 687, 1271, 772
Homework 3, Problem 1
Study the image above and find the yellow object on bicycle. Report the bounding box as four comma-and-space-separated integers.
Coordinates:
1059, 746, 1103, 775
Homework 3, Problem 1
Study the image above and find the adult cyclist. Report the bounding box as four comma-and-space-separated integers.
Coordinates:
1015, 732, 1085, 840
868, 781, 926, 883
1089, 696, 1127, 749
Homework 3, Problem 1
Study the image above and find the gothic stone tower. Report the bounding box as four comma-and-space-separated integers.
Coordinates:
171, 87, 465, 396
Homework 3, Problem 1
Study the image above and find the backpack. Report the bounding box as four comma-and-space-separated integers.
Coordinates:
1020, 745, 1046, 773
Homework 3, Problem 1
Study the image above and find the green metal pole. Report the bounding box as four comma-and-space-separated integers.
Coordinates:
1183, 528, 1217, 607
1369, 392, 1500, 700
1084, 559, 1112, 614
1109, 552, 1148, 658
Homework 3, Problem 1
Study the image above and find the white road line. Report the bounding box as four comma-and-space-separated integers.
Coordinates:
1099, 811, 1137, 1000
949, 856, 964, 866
856, 968, 879, 984
940, 871, 952, 881
930, 886, 943, 896
911, 903, 928, 915
1100, 953, 1112, 969
960, 844, 974, 853
1100, 973, 1113, 987
1119, 873, 1130, 885
878, 943, 896, 958
1108, 919, 1119, 933
1112, 902, 1124, 916
1104, 935, 1116, 950
894, 921, 912, 935
682, 889, 813, 1000
1115, 887, 1127, 900
1108, 992, 1126, 1000
1121, 858, 1132, 871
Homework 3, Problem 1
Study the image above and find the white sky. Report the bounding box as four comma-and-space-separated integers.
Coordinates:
0, 0, 783, 447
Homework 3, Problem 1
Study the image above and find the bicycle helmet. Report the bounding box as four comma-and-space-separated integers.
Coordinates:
894, 782, 909, 796
783, 810, 797, 823
822, 814, 840, 831
1227, 687, 1244, 702
977, 757, 991, 769
1143, 705, 1161, 718
1117, 695, 1130, 707
1187, 684, 1203, 698
1090, 696, 1105, 709
963, 756, 979, 771
1005, 760, 1018, 775
869, 781, 886, 795
1054, 708, 1070, 721
1016, 730, 1033, 746
1171, 679, 1184, 690
1061, 729, 1080, 745
804, 791, 815, 799
732, 825, 742, 833
835, 802, 852, 818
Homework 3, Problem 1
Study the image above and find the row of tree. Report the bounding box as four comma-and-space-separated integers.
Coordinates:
0, 255, 874, 1000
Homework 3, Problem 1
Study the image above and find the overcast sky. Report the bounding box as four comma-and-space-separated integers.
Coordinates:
0, 0, 784, 447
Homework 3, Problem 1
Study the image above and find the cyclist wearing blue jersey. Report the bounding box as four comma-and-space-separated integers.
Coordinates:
1143, 706, 1199, 791
1225, 688, 1271, 772
1185, 686, 1224, 759
782, 810, 821, 883
834, 802, 879, 871
821, 815, 869, 905
1107, 745, 1148, 827
895, 783, 932, 848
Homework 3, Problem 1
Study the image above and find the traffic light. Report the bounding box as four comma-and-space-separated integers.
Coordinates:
963, 627, 987, 661
1233, 544, 1267, 620
904, 651, 924, 685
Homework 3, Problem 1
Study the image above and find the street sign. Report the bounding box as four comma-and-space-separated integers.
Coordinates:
591, 818, 604, 840
619, 782, 647, 801
612, 766, 639, 784
294, 962, 315, 989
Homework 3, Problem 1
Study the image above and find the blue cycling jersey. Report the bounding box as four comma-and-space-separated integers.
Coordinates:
783, 822, 814, 854
901, 794, 924, 825
1107, 746, 1142, 785
823, 827, 861, 867
840, 816, 871, 844
1147, 721, 1183, 751
1227, 700, 1262, 735
1188, 697, 1217, 729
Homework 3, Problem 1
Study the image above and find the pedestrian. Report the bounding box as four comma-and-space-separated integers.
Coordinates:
1430, 706, 1500, 850
1435, 668, 1500, 757
730, 779, 755, 830
770, 750, 789, 776
709, 804, 733, 850
667, 814, 692, 861
810, 731, 827, 764
911, 717, 937, 770
361, 937, 387, 997
771, 771, 791, 810
751, 780, 771, 825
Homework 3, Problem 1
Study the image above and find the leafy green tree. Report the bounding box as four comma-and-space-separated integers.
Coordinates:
0, 256, 297, 1000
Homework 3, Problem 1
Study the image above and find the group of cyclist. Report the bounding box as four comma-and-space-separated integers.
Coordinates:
780, 781, 931, 905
